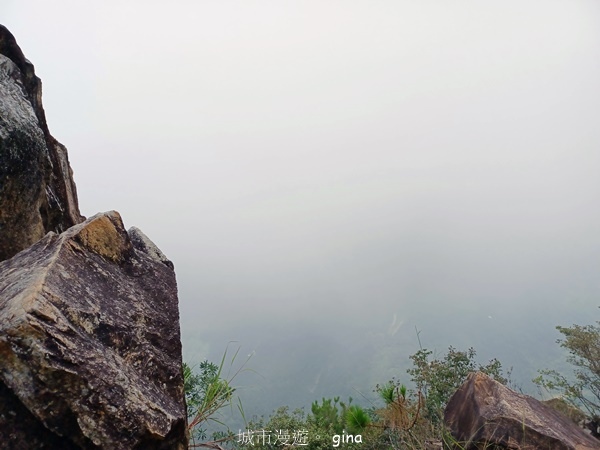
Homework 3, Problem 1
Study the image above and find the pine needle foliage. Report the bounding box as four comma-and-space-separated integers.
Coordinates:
345, 405, 371, 434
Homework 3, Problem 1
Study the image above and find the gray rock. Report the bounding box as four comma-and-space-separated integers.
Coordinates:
444, 372, 600, 449
0, 24, 83, 262
129, 226, 175, 270
0, 211, 188, 449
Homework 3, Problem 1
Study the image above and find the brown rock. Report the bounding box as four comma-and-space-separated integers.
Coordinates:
0, 24, 83, 262
444, 372, 600, 449
0, 211, 187, 449
543, 397, 587, 426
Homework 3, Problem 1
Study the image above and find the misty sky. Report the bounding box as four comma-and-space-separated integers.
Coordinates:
3, 1, 600, 406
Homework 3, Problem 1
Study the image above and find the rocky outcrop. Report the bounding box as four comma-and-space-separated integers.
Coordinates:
0, 24, 83, 262
0, 211, 188, 449
444, 372, 600, 450
0, 24, 187, 449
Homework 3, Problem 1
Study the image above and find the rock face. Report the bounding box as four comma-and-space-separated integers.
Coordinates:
0, 24, 187, 448
444, 372, 600, 450
0, 24, 83, 262
0, 211, 188, 449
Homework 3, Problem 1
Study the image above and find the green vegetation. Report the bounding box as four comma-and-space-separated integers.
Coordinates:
408, 346, 507, 426
534, 316, 600, 436
186, 313, 600, 448
188, 345, 507, 449
184, 346, 249, 448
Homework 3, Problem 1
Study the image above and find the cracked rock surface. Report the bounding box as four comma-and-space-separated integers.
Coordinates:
0, 24, 83, 262
0, 212, 187, 449
0, 24, 187, 449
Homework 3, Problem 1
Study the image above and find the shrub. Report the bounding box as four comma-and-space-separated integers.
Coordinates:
534, 316, 600, 436
184, 346, 249, 448
408, 345, 506, 425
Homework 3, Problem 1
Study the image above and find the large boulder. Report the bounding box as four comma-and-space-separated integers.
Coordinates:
444, 372, 600, 450
0, 24, 83, 262
0, 211, 188, 449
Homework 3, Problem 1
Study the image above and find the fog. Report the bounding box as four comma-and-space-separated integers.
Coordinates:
3, 0, 600, 415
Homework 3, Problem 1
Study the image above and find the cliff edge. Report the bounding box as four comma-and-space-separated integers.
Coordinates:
0, 24, 188, 449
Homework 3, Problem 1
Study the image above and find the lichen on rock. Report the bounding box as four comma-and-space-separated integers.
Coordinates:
73, 211, 133, 264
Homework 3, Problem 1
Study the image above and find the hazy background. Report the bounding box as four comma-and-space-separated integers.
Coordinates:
3, 0, 600, 417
